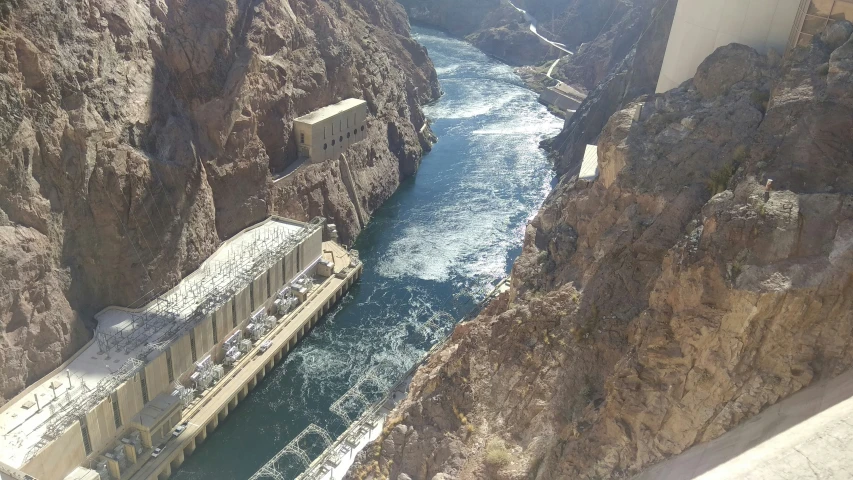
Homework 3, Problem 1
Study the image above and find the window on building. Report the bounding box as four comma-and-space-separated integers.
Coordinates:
339, 136, 343, 142
802, 13, 828, 34
249, 282, 255, 310
266, 271, 271, 299
347, 132, 350, 139
354, 129, 357, 136
324, 143, 327, 150
831, 1, 853, 20
166, 349, 175, 383
232, 301, 238, 328
140, 370, 150, 404
80, 418, 93, 455
361, 125, 364, 132
190, 333, 197, 362
300, 133, 305, 144
212, 312, 218, 344
810, 0, 834, 16
111, 392, 122, 429
795, 1, 853, 47
332, 139, 336, 146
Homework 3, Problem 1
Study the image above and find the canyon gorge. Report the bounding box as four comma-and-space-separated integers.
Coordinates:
348, 17, 853, 480
3, 0, 853, 479
0, 0, 438, 405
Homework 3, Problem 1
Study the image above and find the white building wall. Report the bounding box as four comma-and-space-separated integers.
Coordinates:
295, 101, 368, 163
656, 0, 802, 93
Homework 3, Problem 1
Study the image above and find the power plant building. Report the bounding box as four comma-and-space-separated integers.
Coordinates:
0, 217, 328, 480
656, 0, 853, 93
293, 98, 368, 163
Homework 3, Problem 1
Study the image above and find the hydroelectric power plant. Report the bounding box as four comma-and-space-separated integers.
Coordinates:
0, 216, 362, 480
168, 27, 563, 480
0, 26, 564, 480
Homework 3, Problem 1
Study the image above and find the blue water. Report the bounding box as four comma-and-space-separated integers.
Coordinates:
172, 27, 562, 480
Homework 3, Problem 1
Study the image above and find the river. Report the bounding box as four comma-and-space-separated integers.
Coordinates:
172, 26, 562, 480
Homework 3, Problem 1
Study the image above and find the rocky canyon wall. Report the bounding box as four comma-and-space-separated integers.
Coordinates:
546, 0, 675, 176
348, 22, 853, 480
0, 0, 438, 404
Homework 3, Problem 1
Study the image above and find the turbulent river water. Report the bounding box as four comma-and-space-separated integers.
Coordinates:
172, 27, 562, 480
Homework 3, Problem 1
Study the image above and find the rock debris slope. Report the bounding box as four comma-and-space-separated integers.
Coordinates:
347, 23, 853, 480
0, 0, 438, 404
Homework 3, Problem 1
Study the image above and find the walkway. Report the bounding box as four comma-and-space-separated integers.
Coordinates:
633, 369, 853, 479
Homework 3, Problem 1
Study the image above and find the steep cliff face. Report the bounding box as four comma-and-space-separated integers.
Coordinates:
547, 0, 675, 176
0, 0, 438, 404
395, 0, 553, 65
348, 23, 853, 480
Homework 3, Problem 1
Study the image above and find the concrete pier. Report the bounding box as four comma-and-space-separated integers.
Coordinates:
128, 243, 363, 480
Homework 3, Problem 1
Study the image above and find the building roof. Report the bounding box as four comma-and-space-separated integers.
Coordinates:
131, 392, 181, 430
580, 145, 599, 181
0, 217, 312, 470
293, 98, 366, 125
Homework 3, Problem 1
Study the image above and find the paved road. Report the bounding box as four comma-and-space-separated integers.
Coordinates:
507, 1, 573, 55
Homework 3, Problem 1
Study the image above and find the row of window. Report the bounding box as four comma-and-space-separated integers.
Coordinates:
795, 0, 853, 47
323, 126, 365, 150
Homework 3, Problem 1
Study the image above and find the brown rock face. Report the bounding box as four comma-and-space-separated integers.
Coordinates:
0, 0, 438, 404
347, 31, 853, 480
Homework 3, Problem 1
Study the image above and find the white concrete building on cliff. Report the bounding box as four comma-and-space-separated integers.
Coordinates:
293, 98, 368, 163
656, 0, 853, 93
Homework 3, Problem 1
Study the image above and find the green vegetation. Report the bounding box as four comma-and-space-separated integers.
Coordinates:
485, 438, 512, 469
750, 89, 770, 112
708, 162, 736, 195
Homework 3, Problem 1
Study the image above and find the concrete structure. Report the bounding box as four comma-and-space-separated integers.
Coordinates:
0, 216, 340, 480
790, 0, 853, 47
579, 145, 599, 181
633, 368, 853, 479
293, 99, 368, 163
128, 243, 362, 480
252, 277, 514, 480
656, 0, 805, 93
538, 83, 586, 117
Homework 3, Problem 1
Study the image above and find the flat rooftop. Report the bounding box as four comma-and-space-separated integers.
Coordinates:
132, 392, 180, 430
0, 217, 310, 470
293, 98, 366, 125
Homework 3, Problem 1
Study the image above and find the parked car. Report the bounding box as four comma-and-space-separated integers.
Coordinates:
258, 340, 272, 354
172, 421, 188, 437
151, 446, 164, 458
